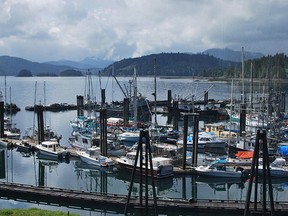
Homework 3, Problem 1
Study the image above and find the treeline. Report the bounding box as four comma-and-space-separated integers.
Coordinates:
16, 69, 83, 77
101, 52, 288, 79
223, 53, 288, 79
101, 53, 237, 77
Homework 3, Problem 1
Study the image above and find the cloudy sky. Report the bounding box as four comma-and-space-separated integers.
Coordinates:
0, 0, 287, 62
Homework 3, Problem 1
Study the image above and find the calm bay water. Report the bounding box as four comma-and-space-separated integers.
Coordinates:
1, 76, 288, 215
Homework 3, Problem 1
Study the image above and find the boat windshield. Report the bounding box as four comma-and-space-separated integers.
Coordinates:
209, 159, 227, 168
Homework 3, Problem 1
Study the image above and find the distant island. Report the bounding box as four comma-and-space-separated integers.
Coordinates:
16, 69, 33, 77
59, 69, 83, 76
16, 69, 83, 77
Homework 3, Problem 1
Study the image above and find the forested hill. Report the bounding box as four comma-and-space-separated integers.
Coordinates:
101, 53, 238, 77
224, 53, 288, 79
0, 55, 72, 76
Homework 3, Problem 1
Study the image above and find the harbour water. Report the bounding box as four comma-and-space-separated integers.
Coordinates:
1, 76, 288, 215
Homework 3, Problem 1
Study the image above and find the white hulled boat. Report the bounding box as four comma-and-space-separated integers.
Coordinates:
36, 139, 69, 160
195, 159, 248, 178
258, 157, 288, 178
177, 131, 227, 151
117, 131, 141, 143
116, 151, 174, 179
77, 147, 114, 167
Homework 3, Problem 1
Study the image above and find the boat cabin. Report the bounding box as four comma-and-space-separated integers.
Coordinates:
41, 140, 61, 151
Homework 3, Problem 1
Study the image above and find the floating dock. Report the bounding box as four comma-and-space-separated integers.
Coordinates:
0, 182, 287, 215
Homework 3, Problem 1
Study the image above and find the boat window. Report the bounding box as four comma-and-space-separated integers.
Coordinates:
216, 165, 226, 171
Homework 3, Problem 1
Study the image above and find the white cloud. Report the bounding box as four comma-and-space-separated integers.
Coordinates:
0, 0, 287, 62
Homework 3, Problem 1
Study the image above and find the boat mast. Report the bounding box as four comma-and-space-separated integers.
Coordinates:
228, 79, 234, 146
241, 47, 245, 104
33, 81, 38, 137
153, 58, 157, 126
249, 62, 253, 110
4, 74, 7, 105
133, 66, 137, 129
112, 64, 115, 107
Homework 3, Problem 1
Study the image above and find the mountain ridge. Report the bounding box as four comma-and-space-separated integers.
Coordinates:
0, 48, 271, 76
202, 48, 264, 62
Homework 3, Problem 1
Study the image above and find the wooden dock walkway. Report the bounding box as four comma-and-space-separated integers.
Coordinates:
1, 182, 288, 215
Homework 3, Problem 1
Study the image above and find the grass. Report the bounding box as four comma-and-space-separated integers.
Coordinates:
0, 208, 79, 216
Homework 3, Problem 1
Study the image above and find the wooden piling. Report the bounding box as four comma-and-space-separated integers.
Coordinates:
192, 113, 199, 167
240, 103, 246, 137
123, 98, 129, 127
244, 130, 275, 216
100, 108, 107, 156
125, 130, 158, 216
0, 101, 4, 138
76, 95, 84, 117
35, 105, 45, 143
101, 89, 106, 106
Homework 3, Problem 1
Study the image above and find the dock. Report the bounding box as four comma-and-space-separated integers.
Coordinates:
0, 182, 288, 215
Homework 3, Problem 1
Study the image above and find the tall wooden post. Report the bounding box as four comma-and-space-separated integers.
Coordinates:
192, 113, 199, 167
182, 114, 188, 169
240, 103, 246, 137
167, 90, 172, 106
182, 113, 194, 169
35, 105, 45, 143
281, 92, 286, 113
123, 98, 129, 127
101, 89, 106, 107
100, 108, 107, 156
0, 150, 5, 179
38, 161, 45, 187
172, 100, 179, 131
125, 130, 158, 216
244, 130, 274, 216
204, 91, 208, 106
76, 95, 84, 117
0, 101, 4, 138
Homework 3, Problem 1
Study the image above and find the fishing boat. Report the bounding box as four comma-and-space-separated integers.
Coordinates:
69, 115, 97, 132
117, 131, 141, 143
177, 131, 227, 152
195, 159, 248, 178
36, 139, 69, 160
69, 129, 127, 156
68, 130, 99, 150
4, 129, 21, 140
3, 116, 21, 140
76, 147, 114, 167
116, 151, 174, 179
258, 157, 288, 178
166, 99, 229, 121
204, 123, 239, 144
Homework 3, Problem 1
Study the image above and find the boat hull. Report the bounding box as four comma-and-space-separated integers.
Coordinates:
117, 160, 173, 179
195, 165, 243, 178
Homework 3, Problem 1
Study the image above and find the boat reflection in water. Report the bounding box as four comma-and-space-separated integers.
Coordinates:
74, 160, 116, 174
115, 170, 174, 196
196, 176, 245, 192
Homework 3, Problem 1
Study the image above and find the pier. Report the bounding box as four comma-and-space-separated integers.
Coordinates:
0, 182, 288, 215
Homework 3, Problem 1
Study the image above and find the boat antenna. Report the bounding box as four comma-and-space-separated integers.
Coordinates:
241, 47, 245, 104
4, 74, 7, 105
111, 64, 115, 103
112, 65, 128, 98
133, 66, 137, 129
32, 81, 38, 137
153, 58, 158, 126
